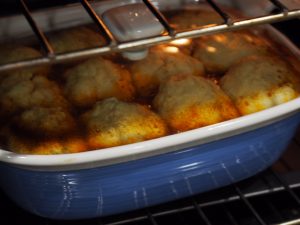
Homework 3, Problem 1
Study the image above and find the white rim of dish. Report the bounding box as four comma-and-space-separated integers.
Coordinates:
0, 97, 300, 169
0, 27, 299, 170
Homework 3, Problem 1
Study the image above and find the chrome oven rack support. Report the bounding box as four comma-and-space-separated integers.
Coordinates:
0, 0, 300, 73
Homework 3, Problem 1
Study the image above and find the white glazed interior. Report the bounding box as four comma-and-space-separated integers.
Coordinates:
0, 2, 299, 171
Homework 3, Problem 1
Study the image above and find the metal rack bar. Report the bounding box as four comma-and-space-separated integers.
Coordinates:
275, 218, 300, 225
0, 1, 300, 73
269, 0, 289, 13
192, 199, 212, 225
263, 199, 284, 223
142, 0, 175, 36
19, 0, 54, 56
205, 0, 232, 25
233, 185, 267, 225
269, 170, 300, 205
0, 57, 51, 73
222, 206, 239, 225
146, 210, 158, 225
80, 0, 116, 45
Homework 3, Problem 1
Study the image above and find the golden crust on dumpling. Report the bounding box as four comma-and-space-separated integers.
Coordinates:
0, 14, 299, 156
193, 31, 271, 74
0, 126, 86, 155
7, 135, 86, 155
153, 75, 239, 132
13, 107, 77, 138
81, 98, 168, 149
49, 26, 106, 53
64, 57, 135, 108
130, 46, 205, 97
0, 75, 68, 116
220, 56, 300, 115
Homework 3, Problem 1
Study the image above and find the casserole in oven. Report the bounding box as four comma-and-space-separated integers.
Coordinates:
0, 0, 299, 220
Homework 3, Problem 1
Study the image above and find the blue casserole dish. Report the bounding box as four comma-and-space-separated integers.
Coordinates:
0, 1, 300, 220
0, 109, 300, 220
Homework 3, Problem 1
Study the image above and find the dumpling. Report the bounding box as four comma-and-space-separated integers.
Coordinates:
130, 46, 205, 97
49, 26, 106, 53
153, 75, 239, 132
0, 45, 48, 76
13, 107, 77, 138
169, 9, 271, 74
81, 98, 168, 149
64, 57, 135, 108
220, 56, 300, 115
193, 31, 271, 74
0, 74, 68, 117
7, 133, 86, 155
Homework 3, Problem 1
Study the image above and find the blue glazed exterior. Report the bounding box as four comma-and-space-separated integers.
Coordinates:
0, 112, 300, 220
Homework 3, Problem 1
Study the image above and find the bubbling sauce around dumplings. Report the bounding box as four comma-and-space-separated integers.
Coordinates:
0, 8, 299, 155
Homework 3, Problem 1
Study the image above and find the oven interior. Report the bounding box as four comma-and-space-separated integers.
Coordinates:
1, 0, 300, 224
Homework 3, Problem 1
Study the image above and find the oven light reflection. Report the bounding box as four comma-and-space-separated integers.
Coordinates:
214, 35, 227, 43
163, 46, 179, 53
206, 46, 217, 53
170, 38, 191, 46
178, 162, 203, 171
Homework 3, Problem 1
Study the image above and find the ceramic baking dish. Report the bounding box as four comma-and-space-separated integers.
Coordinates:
0, 0, 300, 220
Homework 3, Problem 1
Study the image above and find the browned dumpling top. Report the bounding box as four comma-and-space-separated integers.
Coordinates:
220, 55, 300, 115
12, 107, 77, 138
81, 98, 168, 149
6, 130, 86, 155
0, 8, 299, 155
0, 74, 68, 117
64, 57, 135, 108
153, 75, 239, 132
130, 46, 205, 97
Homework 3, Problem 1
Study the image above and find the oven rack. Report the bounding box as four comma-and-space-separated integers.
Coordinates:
1, 127, 300, 225
0, 0, 300, 73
